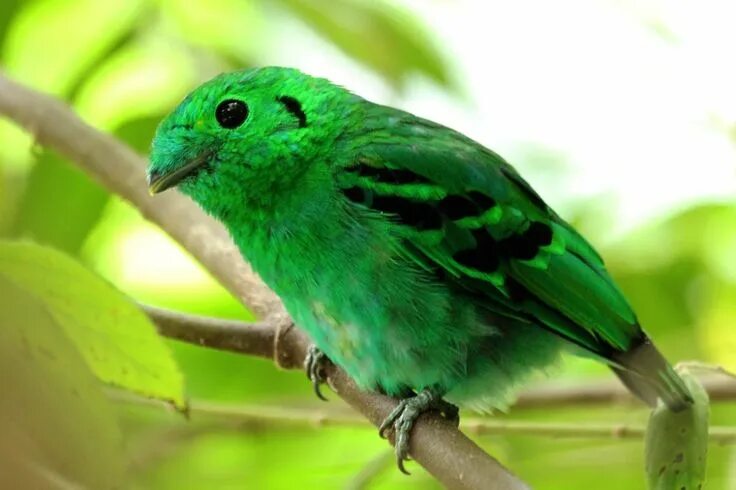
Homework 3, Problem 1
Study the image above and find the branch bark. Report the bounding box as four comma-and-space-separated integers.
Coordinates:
0, 73, 527, 490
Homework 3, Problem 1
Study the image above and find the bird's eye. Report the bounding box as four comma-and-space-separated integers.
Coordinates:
215, 99, 249, 129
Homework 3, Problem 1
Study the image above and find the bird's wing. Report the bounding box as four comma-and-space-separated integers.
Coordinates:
335, 109, 641, 359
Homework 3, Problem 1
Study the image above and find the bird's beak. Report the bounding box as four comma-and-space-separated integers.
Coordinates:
148, 152, 212, 195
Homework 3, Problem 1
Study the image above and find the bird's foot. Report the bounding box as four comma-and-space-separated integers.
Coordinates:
378, 388, 459, 474
304, 345, 331, 401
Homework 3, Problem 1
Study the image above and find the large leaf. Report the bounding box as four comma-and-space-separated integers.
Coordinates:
0, 277, 124, 489
0, 241, 185, 409
276, 0, 451, 89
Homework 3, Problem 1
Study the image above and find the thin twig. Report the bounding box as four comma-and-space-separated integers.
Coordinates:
0, 72, 527, 490
345, 450, 394, 490
515, 376, 736, 408
110, 391, 736, 444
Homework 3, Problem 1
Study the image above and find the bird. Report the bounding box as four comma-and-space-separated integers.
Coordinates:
147, 66, 692, 472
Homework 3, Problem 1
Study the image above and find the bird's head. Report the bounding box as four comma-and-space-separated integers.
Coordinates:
147, 67, 356, 219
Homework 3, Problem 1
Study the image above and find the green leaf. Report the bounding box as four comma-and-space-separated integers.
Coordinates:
11, 150, 109, 253
645, 367, 709, 490
276, 0, 451, 89
0, 0, 22, 47
0, 276, 124, 489
0, 240, 185, 409
74, 39, 197, 129
699, 286, 736, 373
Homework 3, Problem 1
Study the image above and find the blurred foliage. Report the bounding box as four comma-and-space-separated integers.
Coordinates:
276, 0, 449, 88
0, 0, 734, 489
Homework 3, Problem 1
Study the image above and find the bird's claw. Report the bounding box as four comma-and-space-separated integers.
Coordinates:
378, 389, 458, 474
304, 345, 330, 401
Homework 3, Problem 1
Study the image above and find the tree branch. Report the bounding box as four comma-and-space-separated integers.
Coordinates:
143, 305, 736, 408
0, 73, 527, 490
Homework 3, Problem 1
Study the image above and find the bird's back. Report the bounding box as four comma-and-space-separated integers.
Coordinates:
321, 100, 691, 410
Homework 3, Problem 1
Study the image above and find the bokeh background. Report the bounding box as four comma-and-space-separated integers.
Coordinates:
1, 0, 735, 488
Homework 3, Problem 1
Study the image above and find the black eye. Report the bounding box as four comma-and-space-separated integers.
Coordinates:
215, 99, 249, 129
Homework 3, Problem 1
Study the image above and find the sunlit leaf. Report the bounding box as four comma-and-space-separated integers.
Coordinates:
698, 285, 736, 372
607, 203, 736, 278
276, 0, 450, 89
0, 241, 185, 409
74, 40, 197, 129
0, 277, 124, 489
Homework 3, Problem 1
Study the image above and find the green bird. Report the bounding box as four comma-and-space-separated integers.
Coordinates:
147, 66, 692, 470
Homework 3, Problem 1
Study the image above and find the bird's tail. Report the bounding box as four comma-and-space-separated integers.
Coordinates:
610, 335, 693, 412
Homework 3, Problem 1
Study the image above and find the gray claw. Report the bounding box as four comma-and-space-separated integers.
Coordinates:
304, 345, 330, 401
378, 389, 458, 474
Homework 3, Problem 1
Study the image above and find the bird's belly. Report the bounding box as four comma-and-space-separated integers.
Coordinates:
286, 300, 452, 395
279, 263, 482, 396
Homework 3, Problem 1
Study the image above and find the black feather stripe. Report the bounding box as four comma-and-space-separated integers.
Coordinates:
340, 184, 442, 230
498, 221, 553, 260
468, 191, 496, 210
437, 191, 496, 220
522, 222, 551, 246
452, 228, 500, 273
371, 195, 443, 230
342, 186, 368, 204
344, 162, 432, 185
451, 220, 553, 274
437, 195, 477, 220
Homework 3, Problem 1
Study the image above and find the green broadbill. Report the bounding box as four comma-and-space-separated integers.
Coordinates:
147, 66, 692, 469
